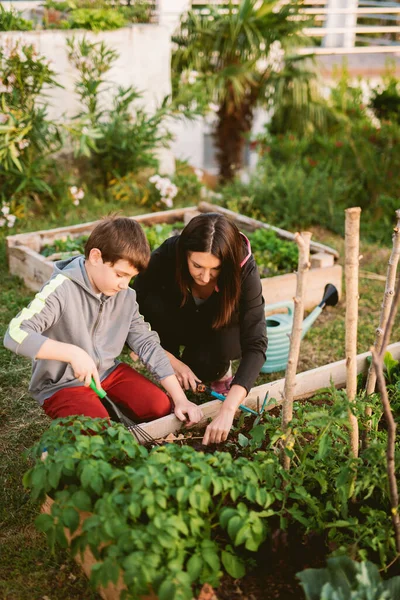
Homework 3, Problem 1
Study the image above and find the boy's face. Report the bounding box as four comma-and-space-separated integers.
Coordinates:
87, 249, 138, 296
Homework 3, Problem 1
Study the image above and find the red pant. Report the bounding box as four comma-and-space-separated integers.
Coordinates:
43, 363, 172, 422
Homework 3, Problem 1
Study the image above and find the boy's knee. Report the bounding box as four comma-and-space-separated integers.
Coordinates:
149, 391, 172, 419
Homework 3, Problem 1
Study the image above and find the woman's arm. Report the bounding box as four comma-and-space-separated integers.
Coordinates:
231, 262, 267, 392
202, 261, 267, 445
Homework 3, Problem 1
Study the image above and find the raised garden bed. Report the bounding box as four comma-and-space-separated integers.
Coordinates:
6, 202, 342, 311
32, 342, 400, 600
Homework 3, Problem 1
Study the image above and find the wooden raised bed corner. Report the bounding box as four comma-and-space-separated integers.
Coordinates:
6, 202, 342, 310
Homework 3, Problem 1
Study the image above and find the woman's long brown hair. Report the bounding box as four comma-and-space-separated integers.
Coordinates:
176, 213, 244, 329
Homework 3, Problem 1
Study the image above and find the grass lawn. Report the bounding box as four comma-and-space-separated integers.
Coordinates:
0, 205, 398, 599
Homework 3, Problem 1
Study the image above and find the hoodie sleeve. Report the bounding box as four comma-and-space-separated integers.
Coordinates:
126, 298, 174, 381
231, 262, 267, 393
3, 274, 67, 359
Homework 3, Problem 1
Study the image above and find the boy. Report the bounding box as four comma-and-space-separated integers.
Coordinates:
3, 216, 203, 426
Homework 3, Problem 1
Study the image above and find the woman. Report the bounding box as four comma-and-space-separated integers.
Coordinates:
133, 212, 267, 444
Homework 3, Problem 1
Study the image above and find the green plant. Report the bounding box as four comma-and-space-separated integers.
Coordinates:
40, 235, 89, 258
248, 228, 298, 276
67, 8, 127, 31
172, 0, 326, 181
0, 4, 33, 31
67, 36, 172, 186
297, 556, 400, 600
0, 40, 66, 214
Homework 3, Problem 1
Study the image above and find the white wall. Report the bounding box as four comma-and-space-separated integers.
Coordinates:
1, 26, 175, 171
1, 27, 172, 118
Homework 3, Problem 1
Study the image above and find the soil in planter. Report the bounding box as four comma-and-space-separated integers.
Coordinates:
215, 527, 327, 600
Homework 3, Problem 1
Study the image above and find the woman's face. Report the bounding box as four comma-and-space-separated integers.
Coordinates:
187, 251, 221, 286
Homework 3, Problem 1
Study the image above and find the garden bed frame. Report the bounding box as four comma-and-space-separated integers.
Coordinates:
6, 202, 342, 311
41, 342, 400, 600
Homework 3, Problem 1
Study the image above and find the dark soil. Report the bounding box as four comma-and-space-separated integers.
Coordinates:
213, 528, 326, 600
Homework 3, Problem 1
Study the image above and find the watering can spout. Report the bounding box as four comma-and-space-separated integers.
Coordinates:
318, 283, 339, 309
303, 284, 339, 335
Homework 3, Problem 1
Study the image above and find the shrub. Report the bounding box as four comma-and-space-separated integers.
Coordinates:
0, 40, 67, 215
0, 4, 33, 31
67, 36, 173, 186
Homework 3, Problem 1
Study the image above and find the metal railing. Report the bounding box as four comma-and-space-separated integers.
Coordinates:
188, 1, 400, 55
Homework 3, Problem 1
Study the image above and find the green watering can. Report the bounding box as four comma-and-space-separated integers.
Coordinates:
261, 284, 339, 374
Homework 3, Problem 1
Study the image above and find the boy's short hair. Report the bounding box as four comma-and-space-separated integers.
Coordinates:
85, 216, 150, 271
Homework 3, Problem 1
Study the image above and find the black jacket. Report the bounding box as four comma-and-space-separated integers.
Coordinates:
133, 235, 267, 392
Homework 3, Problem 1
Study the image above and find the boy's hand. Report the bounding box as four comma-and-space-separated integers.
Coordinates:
70, 348, 101, 389
173, 399, 203, 427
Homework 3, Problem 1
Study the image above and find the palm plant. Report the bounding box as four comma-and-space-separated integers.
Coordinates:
172, 0, 327, 181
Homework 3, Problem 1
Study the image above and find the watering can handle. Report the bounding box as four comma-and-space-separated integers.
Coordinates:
265, 300, 294, 317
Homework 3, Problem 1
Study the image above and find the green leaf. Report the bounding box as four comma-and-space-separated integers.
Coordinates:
316, 434, 331, 460
61, 507, 80, 533
35, 513, 54, 533
221, 550, 245, 579
48, 463, 62, 488
71, 490, 92, 512
238, 433, 249, 448
158, 580, 176, 600
186, 554, 203, 581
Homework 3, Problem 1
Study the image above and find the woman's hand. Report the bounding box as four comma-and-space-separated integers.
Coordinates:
202, 405, 235, 445
202, 384, 247, 445
166, 352, 201, 392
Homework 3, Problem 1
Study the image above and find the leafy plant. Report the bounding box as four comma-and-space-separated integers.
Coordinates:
0, 40, 66, 214
40, 235, 89, 258
67, 36, 173, 185
172, 0, 326, 181
67, 8, 127, 31
297, 556, 400, 600
248, 228, 298, 277
0, 4, 33, 31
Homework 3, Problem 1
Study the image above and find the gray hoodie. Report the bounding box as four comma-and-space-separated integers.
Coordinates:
3, 255, 174, 405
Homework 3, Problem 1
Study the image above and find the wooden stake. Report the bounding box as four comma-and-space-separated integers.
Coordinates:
281, 231, 312, 471
371, 275, 400, 558
345, 207, 361, 458
365, 209, 400, 398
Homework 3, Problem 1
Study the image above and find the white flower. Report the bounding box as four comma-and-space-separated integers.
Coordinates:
18, 139, 30, 150
2, 204, 10, 215
0, 218, 5, 227
0, 113, 9, 124
149, 174, 161, 183
7, 214, 16, 227
208, 102, 219, 113
17, 49, 27, 63
26, 75, 34, 86
70, 186, 84, 202
161, 197, 173, 208
188, 70, 199, 85
194, 168, 203, 181
7, 73, 16, 84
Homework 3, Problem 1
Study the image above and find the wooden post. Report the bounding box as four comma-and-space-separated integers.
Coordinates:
365, 209, 400, 398
371, 277, 400, 558
345, 207, 361, 458
281, 231, 312, 471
